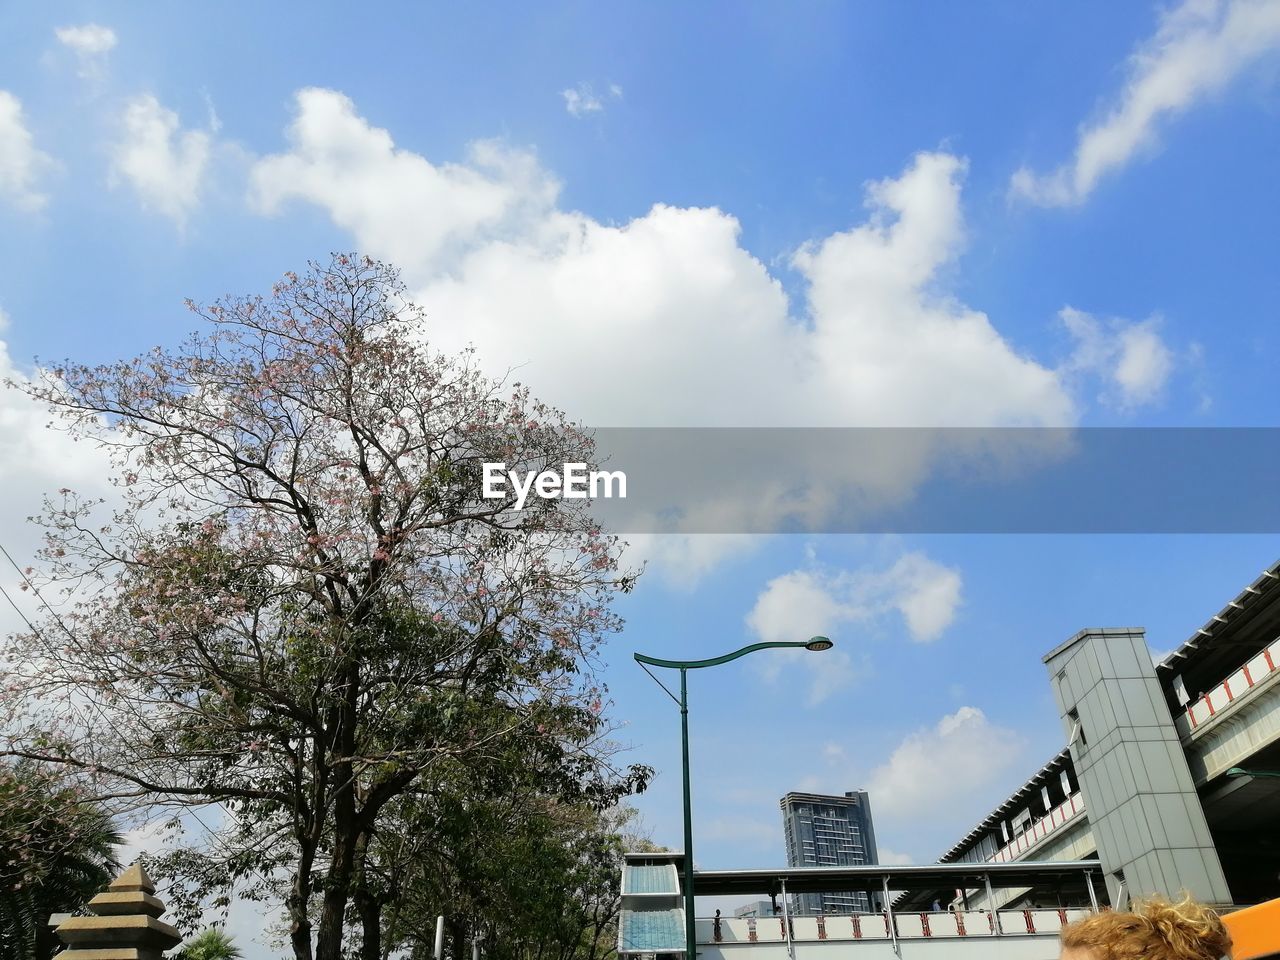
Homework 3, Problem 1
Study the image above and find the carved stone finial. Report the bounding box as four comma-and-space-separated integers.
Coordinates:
108, 862, 157, 894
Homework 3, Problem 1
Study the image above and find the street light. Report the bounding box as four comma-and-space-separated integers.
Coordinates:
634, 637, 834, 960
1226, 766, 1280, 779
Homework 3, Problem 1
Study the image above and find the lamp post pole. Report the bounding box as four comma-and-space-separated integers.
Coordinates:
680, 667, 693, 960
634, 637, 835, 960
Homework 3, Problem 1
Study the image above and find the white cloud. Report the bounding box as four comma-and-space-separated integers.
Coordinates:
54, 23, 118, 55
623, 534, 763, 589
110, 94, 212, 227
0, 332, 118, 657
744, 551, 963, 703
887, 552, 965, 641
1012, 0, 1280, 206
116, 817, 177, 867
877, 847, 915, 866
425, 156, 1073, 430
0, 91, 52, 211
55, 23, 117, 80
867, 707, 1028, 821
252, 88, 557, 275
244, 90, 1109, 577
562, 81, 622, 117
748, 553, 962, 646
249, 91, 1077, 432
1059, 307, 1175, 410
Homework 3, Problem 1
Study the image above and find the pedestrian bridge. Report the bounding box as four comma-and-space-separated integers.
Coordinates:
619, 855, 1101, 959
694, 908, 1088, 959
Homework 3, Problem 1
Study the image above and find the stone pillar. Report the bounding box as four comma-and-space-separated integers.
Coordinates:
1043, 627, 1232, 907
53, 862, 183, 960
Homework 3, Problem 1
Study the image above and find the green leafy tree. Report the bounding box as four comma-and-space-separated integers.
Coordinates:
0, 763, 121, 960
363, 706, 650, 960
1, 255, 641, 960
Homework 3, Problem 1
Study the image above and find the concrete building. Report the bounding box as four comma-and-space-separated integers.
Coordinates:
898, 559, 1280, 913
780, 791, 880, 914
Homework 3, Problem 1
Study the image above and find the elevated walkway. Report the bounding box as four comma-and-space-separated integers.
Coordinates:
695, 909, 1089, 959
619, 855, 1102, 959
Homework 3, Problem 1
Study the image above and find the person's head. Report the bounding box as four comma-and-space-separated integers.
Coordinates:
1060, 895, 1231, 960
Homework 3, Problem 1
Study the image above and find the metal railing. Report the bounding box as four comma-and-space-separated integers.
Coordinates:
1178, 636, 1280, 738
988, 792, 1084, 863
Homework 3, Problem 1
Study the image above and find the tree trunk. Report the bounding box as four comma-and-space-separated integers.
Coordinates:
355, 829, 383, 960
358, 891, 383, 960
315, 667, 361, 960
289, 835, 317, 960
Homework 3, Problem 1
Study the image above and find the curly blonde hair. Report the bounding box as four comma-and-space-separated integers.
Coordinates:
1060, 895, 1232, 960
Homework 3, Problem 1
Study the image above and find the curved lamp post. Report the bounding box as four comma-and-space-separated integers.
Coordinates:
634, 637, 834, 960
1226, 766, 1280, 779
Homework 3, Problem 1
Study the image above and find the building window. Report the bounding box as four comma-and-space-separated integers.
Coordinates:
1112, 869, 1128, 910
1012, 809, 1032, 837
1067, 709, 1086, 748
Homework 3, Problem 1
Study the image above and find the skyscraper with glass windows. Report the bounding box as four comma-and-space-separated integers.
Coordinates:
779, 790, 880, 914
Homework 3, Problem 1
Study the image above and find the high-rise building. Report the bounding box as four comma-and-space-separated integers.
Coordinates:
779, 790, 879, 914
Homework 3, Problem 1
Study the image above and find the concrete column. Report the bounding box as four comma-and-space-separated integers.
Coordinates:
1043, 628, 1231, 906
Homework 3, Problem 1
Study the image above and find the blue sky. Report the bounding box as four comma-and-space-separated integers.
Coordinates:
3, 1, 1280, 952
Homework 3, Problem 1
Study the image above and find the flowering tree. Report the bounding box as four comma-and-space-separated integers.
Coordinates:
0, 255, 638, 960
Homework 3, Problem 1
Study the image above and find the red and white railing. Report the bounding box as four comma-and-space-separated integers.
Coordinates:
1179, 635, 1280, 737
699, 908, 1092, 944
988, 792, 1084, 864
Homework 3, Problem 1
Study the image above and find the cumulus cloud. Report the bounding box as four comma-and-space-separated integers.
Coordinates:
55, 23, 117, 79
247, 90, 1077, 433
252, 88, 557, 275
1059, 307, 1175, 410
110, 94, 212, 227
54, 23, 118, 55
1012, 0, 1280, 206
748, 552, 963, 645
243, 89, 1133, 575
867, 707, 1028, 821
0, 91, 52, 211
562, 81, 622, 117
0, 334, 117, 648
744, 551, 963, 704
